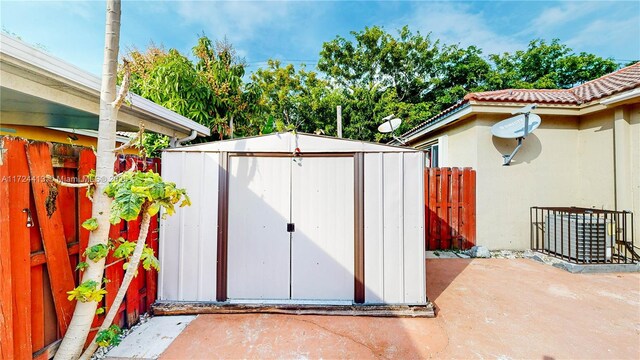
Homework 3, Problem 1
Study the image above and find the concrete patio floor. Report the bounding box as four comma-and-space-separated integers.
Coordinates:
150, 259, 639, 359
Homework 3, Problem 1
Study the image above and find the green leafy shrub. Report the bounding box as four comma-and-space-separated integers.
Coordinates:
104, 170, 190, 224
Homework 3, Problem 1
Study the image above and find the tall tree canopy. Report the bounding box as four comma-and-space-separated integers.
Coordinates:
123, 36, 259, 144
125, 28, 623, 147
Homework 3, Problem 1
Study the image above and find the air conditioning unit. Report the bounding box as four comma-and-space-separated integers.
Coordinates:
544, 214, 613, 262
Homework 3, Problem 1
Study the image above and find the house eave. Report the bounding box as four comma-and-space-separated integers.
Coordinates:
0, 34, 210, 138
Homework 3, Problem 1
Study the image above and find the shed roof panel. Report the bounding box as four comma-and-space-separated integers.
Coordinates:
165, 133, 418, 153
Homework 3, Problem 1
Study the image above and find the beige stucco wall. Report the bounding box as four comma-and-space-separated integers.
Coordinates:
576, 110, 616, 209
628, 104, 640, 245
416, 102, 639, 250
474, 115, 580, 249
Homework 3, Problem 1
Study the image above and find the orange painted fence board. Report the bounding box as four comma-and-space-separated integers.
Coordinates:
0, 138, 15, 359
5, 138, 33, 359
0, 137, 160, 357
26, 142, 76, 335
425, 167, 476, 250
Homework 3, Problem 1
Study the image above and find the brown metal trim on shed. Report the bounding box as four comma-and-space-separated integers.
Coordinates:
354, 153, 365, 303
215, 151, 365, 303
216, 152, 229, 301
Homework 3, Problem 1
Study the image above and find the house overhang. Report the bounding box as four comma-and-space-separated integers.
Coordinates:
0, 34, 210, 138
400, 91, 639, 145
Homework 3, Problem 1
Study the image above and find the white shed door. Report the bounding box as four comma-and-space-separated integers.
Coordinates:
291, 157, 355, 300
227, 156, 291, 299
227, 155, 354, 302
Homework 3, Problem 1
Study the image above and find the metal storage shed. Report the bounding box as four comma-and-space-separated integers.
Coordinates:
158, 132, 426, 306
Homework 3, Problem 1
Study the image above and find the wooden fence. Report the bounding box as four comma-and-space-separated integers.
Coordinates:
425, 167, 476, 250
0, 137, 160, 359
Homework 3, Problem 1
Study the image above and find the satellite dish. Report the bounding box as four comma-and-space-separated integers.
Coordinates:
378, 118, 402, 133
491, 113, 541, 139
377, 114, 407, 145
491, 104, 540, 166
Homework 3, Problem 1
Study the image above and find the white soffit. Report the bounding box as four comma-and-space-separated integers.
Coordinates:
0, 34, 210, 137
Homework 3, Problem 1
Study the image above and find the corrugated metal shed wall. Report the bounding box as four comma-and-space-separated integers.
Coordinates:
363, 152, 425, 304
158, 149, 425, 305
159, 151, 219, 301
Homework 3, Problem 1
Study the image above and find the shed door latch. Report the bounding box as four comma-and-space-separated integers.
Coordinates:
287, 223, 295, 232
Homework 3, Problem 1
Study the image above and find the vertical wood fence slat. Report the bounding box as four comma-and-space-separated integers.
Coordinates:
0, 139, 15, 360
77, 149, 101, 347
125, 218, 141, 327
468, 169, 477, 248
6, 138, 33, 359
428, 168, 439, 250
462, 167, 472, 249
440, 168, 450, 249
425, 167, 476, 250
451, 167, 460, 249
78, 149, 96, 257
26, 142, 76, 335
146, 213, 159, 309
29, 190, 46, 351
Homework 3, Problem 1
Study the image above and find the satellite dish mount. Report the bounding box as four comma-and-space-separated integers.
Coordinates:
378, 114, 406, 145
491, 104, 540, 166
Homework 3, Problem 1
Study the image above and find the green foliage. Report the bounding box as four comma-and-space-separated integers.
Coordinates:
251, 60, 342, 135
96, 307, 105, 315
85, 244, 109, 262
67, 280, 107, 303
487, 39, 618, 89
141, 245, 160, 271
82, 218, 99, 231
104, 170, 190, 224
96, 325, 122, 348
124, 30, 619, 144
123, 36, 259, 142
113, 239, 136, 259
142, 133, 170, 157
75, 261, 89, 272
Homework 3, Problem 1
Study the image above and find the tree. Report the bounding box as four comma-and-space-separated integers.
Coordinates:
55, 2, 190, 359
125, 36, 260, 142
487, 39, 619, 89
251, 60, 342, 135
55, 2, 127, 357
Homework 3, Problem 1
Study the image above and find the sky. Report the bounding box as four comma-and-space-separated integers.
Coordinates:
1, 0, 639, 77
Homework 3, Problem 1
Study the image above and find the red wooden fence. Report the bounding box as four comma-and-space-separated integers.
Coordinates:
425, 167, 476, 250
0, 137, 160, 359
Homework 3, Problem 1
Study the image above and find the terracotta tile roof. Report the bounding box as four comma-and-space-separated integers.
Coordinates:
465, 62, 640, 105
463, 88, 580, 104
402, 62, 640, 139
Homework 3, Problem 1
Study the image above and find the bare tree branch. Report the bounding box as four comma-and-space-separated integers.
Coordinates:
112, 59, 131, 109
45, 175, 92, 188
113, 123, 144, 153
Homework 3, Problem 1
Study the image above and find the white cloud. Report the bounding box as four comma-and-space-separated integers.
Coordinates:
400, 2, 524, 55
176, 1, 292, 43
566, 16, 640, 58
529, 1, 602, 31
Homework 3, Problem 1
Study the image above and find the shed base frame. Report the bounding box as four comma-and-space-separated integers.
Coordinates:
152, 301, 435, 318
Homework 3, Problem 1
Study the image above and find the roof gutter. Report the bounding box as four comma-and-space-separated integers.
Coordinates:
170, 130, 198, 148
399, 102, 472, 144
600, 88, 640, 106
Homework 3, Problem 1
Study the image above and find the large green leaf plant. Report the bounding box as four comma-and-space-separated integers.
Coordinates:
67, 168, 189, 358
